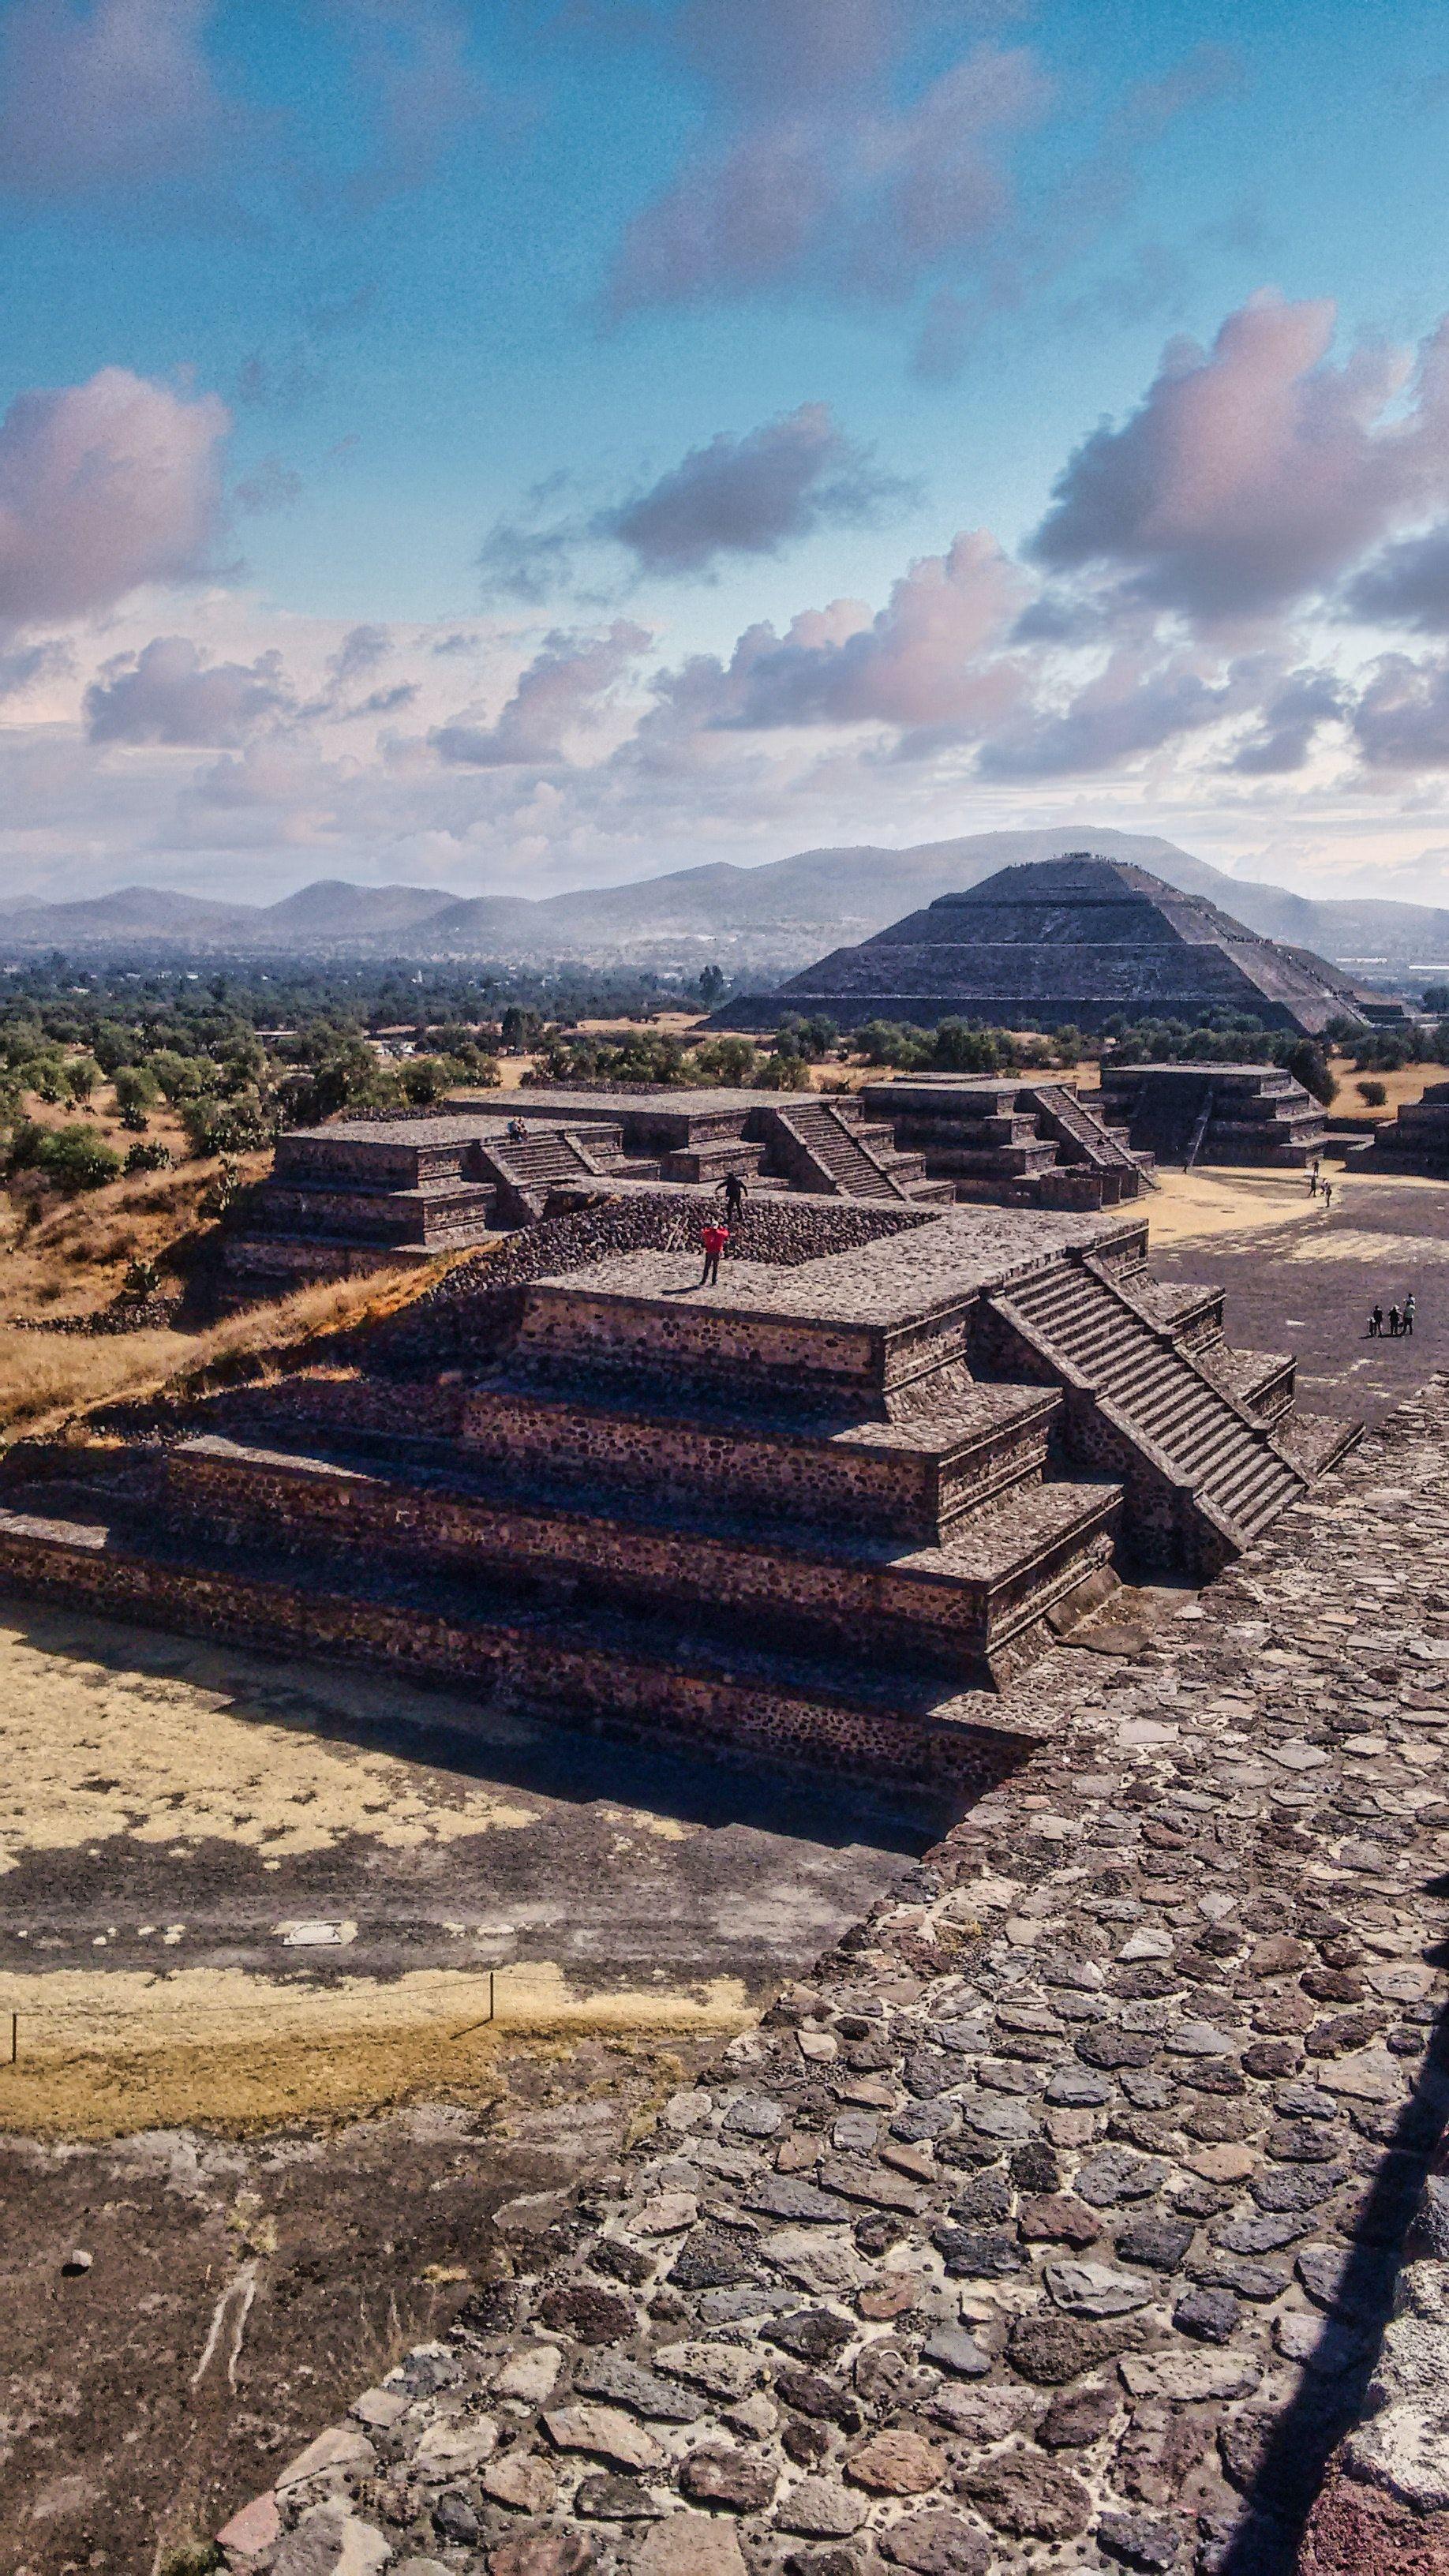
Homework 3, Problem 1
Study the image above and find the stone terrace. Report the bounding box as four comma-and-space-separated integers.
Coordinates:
0, 1199, 1356, 1802
215, 1379, 1449, 2576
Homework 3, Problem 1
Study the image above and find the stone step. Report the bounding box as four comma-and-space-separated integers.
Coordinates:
0, 1494, 1047, 1790
252, 1179, 498, 1246
921, 1143, 1058, 1178
150, 1436, 1121, 1679
987, 1256, 1308, 1564
460, 1372, 1064, 1542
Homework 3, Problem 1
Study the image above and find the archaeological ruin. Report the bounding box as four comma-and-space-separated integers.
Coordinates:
714, 852, 1378, 1038
1365, 1081, 1449, 1176
1092, 1064, 1329, 1170
223, 1077, 1166, 1296
0, 1188, 1357, 1795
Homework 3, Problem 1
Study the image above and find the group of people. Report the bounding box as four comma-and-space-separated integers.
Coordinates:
1306, 1164, 1335, 1209
1369, 1296, 1416, 1338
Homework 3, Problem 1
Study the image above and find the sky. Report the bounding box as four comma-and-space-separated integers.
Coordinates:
3, 0, 1449, 911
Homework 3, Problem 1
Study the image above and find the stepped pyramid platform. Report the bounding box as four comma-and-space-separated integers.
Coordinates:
226, 1091, 957, 1295
1365, 1078, 1449, 1173
713, 850, 1372, 1037
859, 1074, 1155, 1208
225, 1110, 630, 1290
1094, 1060, 1329, 1167
0, 1198, 1359, 1792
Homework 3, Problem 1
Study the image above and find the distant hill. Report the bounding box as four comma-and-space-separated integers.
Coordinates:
5, 829, 1449, 982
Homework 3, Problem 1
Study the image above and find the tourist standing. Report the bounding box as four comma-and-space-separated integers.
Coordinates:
717, 1171, 747, 1221
1370, 1305, 1383, 1337
1405, 1294, 1417, 1336
1389, 1305, 1401, 1338
699, 1220, 729, 1286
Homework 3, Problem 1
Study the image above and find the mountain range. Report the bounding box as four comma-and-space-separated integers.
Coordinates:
5, 829, 1449, 985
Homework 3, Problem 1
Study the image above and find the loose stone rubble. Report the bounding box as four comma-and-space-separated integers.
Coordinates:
217, 1379, 1449, 2576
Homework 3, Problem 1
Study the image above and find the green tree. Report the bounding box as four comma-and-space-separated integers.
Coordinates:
688, 1036, 756, 1086
1282, 1039, 1338, 1106
695, 964, 727, 1005
180, 1091, 277, 1155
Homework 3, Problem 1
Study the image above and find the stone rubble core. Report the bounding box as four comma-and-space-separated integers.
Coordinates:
712, 853, 1386, 1039
210, 1378, 1449, 2576
0, 1202, 1356, 1791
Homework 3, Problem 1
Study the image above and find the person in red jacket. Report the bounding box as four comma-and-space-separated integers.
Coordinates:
699, 1221, 729, 1285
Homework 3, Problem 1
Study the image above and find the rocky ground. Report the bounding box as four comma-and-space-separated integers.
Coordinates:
0, 1615, 927, 2574
229, 1380, 1449, 2576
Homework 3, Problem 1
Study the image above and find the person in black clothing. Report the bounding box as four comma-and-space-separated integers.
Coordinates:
717, 1170, 747, 1221
1388, 1304, 1401, 1337
1370, 1305, 1383, 1337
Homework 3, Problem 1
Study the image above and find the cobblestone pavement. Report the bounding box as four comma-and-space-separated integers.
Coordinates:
218, 1378, 1449, 2576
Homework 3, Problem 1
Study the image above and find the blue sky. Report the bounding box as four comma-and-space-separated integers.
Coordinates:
2, 0, 1449, 906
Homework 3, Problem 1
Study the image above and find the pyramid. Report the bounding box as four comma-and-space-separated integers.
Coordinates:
714, 852, 1369, 1037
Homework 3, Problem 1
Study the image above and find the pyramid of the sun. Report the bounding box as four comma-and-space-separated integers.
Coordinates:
715, 851, 1368, 1036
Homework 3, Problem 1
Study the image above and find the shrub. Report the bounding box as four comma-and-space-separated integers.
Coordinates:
753, 1049, 809, 1090
180, 1091, 275, 1156
1356, 1078, 1387, 1106
125, 1139, 173, 1174
852, 1019, 932, 1069
32, 1124, 122, 1193
399, 1055, 453, 1106
65, 1054, 103, 1105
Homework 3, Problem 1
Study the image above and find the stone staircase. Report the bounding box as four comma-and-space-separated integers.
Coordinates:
766, 1098, 919, 1202
983, 1252, 1350, 1567
1029, 1082, 1152, 1190
860, 1079, 1153, 1210
481, 1126, 613, 1220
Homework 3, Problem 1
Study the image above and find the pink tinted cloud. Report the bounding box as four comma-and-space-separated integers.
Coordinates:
0, 366, 230, 633
1032, 294, 1449, 620
84, 633, 292, 745
649, 530, 1025, 736
433, 621, 651, 767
